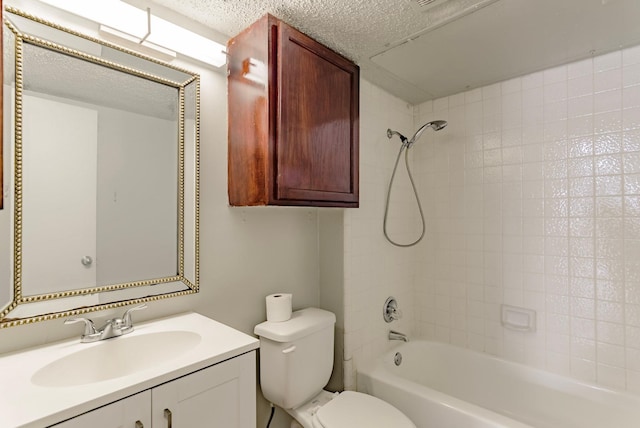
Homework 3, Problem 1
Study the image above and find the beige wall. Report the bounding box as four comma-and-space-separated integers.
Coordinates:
0, 32, 323, 428
0, 60, 321, 349
319, 209, 345, 392
0, 42, 319, 428
0, 6, 352, 428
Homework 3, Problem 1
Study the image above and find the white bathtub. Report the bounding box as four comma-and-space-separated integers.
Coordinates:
357, 341, 640, 428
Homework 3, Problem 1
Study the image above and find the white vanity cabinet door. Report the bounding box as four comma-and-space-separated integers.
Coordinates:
50, 390, 151, 428
47, 352, 256, 428
152, 351, 256, 428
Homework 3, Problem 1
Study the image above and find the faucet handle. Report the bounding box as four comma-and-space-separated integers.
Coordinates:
64, 317, 97, 336
383, 297, 403, 323
122, 304, 147, 328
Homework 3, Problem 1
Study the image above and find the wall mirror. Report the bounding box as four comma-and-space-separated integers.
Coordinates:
0, 8, 200, 328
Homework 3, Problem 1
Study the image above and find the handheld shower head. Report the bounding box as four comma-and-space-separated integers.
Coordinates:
384, 119, 448, 247
410, 120, 448, 146
429, 120, 448, 131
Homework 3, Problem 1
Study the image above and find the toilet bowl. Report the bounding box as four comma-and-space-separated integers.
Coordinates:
254, 308, 416, 428
290, 390, 415, 428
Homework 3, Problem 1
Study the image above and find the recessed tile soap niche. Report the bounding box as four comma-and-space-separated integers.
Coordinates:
501, 304, 536, 332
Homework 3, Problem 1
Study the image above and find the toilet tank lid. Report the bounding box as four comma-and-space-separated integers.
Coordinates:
254, 308, 336, 342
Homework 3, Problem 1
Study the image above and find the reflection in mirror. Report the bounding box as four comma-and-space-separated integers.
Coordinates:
1, 8, 200, 327
0, 0, 2, 212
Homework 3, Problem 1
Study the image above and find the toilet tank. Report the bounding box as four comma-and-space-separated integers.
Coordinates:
254, 308, 336, 410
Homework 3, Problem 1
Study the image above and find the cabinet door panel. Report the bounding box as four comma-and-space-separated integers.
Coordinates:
227, 14, 359, 207
152, 351, 256, 428
50, 391, 150, 428
276, 24, 358, 204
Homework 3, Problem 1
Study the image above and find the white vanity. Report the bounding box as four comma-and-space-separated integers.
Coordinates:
0, 313, 259, 427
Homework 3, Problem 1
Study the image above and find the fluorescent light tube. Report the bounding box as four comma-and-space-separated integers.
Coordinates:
40, 0, 149, 39
146, 15, 227, 67
39, 0, 227, 67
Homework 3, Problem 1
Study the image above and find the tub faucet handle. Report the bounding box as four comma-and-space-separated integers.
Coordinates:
383, 296, 402, 323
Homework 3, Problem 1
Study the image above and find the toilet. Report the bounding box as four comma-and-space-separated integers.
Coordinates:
254, 307, 416, 428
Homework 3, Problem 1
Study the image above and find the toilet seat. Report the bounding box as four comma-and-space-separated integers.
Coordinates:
311, 391, 416, 428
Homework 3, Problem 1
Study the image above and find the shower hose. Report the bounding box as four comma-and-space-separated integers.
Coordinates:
383, 143, 426, 247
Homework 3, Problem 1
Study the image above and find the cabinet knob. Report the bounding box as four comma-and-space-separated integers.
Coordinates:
164, 408, 173, 428
135, 421, 144, 428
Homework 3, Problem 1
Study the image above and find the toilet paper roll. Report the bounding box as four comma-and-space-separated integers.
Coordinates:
266, 293, 292, 322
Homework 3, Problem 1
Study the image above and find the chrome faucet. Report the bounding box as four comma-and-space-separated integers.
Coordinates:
64, 304, 147, 343
389, 330, 409, 342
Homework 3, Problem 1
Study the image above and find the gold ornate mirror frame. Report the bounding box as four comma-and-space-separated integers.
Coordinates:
1, 8, 200, 328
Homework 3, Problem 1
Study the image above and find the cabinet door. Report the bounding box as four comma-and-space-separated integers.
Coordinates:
152, 351, 256, 428
276, 22, 359, 205
50, 390, 151, 428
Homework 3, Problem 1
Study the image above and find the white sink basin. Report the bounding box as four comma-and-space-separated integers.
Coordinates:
32, 330, 202, 387
1, 312, 259, 428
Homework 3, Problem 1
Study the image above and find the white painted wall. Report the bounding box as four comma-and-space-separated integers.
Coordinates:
0, 67, 316, 346
96, 107, 178, 285
0, 67, 322, 428
0, 6, 327, 428
319, 209, 344, 392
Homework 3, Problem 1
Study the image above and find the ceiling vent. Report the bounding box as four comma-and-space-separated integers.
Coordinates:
410, 0, 449, 12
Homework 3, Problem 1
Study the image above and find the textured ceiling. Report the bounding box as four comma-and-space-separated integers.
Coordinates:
123, 0, 640, 104
145, 0, 487, 58
133, 0, 495, 103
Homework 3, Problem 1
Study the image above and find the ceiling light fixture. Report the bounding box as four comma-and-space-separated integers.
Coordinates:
38, 0, 227, 67
98, 24, 177, 62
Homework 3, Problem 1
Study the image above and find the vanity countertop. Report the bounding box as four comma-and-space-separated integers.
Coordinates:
0, 312, 259, 428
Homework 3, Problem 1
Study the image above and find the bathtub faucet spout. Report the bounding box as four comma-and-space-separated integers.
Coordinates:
389, 330, 409, 342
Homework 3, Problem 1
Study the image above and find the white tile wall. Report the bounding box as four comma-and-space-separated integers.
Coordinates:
342, 80, 418, 389
346, 45, 640, 393
412, 45, 640, 392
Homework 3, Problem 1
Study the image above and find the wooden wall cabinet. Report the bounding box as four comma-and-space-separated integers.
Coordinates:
227, 14, 359, 207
